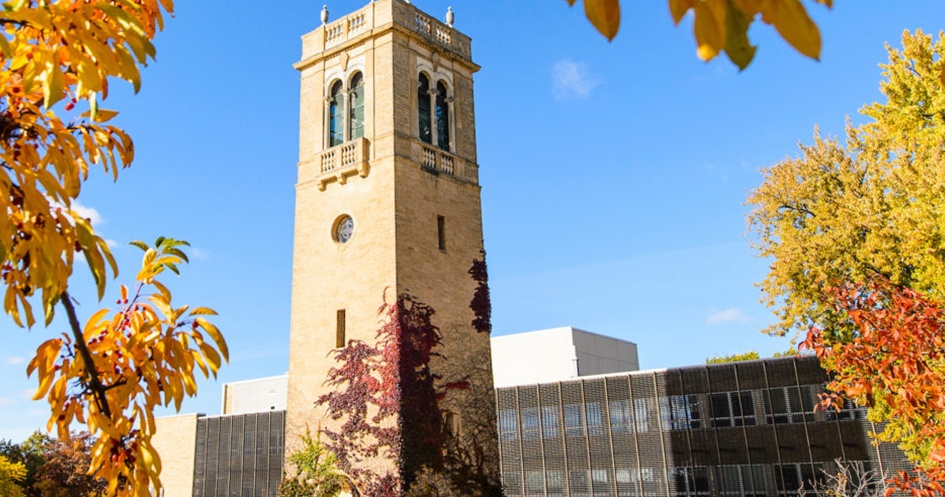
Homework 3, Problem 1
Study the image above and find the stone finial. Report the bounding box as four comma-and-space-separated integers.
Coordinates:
446, 6, 454, 27
320, 4, 329, 25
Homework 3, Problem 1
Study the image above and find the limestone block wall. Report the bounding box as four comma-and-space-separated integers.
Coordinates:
152, 413, 199, 497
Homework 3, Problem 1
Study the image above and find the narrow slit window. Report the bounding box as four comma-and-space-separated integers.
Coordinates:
335, 309, 346, 348
437, 215, 446, 250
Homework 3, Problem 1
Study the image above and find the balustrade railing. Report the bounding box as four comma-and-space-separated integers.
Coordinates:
312, 138, 369, 190
420, 143, 457, 176
301, 2, 472, 61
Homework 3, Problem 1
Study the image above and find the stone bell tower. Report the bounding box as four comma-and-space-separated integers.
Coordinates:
286, 0, 499, 493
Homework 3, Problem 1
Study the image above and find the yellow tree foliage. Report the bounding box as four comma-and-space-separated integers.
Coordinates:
746, 30, 945, 339
0, 454, 26, 497
568, 0, 833, 69
29, 238, 226, 496
0, 1, 228, 496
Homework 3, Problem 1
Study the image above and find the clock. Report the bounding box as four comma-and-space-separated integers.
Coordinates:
334, 215, 354, 244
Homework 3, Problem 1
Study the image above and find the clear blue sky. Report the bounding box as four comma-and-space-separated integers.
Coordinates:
1, 0, 943, 442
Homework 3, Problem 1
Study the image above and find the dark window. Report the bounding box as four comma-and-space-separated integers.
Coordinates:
710, 391, 756, 427
662, 395, 702, 430
435, 81, 450, 150
418, 73, 432, 144
328, 80, 344, 147
765, 386, 816, 424
674, 467, 711, 496
825, 396, 866, 421
718, 464, 767, 497
437, 215, 446, 250
348, 72, 364, 140
335, 309, 346, 348
776, 463, 823, 497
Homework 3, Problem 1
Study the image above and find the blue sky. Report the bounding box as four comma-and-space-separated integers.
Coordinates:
1, 0, 944, 442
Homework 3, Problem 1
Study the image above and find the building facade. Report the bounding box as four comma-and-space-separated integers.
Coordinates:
496, 356, 908, 497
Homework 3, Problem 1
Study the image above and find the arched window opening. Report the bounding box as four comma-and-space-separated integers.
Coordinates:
418, 73, 433, 144
328, 80, 345, 147
435, 81, 450, 151
348, 72, 364, 141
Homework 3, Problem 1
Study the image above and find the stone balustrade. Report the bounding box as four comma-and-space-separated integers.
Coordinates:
306, 137, 369, 190
300, 0, 472, 62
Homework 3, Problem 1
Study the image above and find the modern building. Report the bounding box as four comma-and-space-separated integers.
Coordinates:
494, 355, 908, 497
492, 327, 640, 388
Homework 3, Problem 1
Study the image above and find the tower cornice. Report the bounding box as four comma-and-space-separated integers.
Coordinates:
294, 0, 479, 74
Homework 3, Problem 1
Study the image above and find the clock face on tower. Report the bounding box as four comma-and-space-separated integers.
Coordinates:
334, 215, 354, 244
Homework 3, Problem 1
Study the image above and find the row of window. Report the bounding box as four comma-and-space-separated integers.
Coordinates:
324, 71, 454, 152
499, 386, 863, 441
327, 72, 364, 147
504, 462, 854, 497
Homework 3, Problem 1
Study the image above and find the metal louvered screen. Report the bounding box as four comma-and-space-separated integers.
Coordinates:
495, 356, 910, 497
193, 411, 286, 497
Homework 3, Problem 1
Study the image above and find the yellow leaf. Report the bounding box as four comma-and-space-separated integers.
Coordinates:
195, 317, 228, 361
584, 0, 620, 41
91, 109, 119, 123
723, 2, 756, 70
669, 0, 696, 25
767, 0, 821, 60
939, 64, 945, 88
42, 59, 65, 109
188, 306, 217, 316
693, 0, 726, 61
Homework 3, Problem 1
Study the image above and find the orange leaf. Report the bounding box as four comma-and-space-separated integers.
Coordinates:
584, 0, 620, 41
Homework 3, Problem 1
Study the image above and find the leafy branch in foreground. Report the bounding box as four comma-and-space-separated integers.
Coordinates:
567, 0, 835, 70
28, 238, 227, 497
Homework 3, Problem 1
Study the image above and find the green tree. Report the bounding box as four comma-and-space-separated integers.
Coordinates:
568, 0, 834, 70
706, 350, 760, 364
747, 30, 945, 340
0, 432, 52, 496
278, 428, 353, 497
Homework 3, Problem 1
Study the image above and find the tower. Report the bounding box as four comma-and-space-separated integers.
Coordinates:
286, 0, 500, 493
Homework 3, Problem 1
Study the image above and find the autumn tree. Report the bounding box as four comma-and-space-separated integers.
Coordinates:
567, 0, 835, 70
30, 431, 105, 497
802, 281, 945, 495
0, 432, 52, 497
747, 30, 945, 339
0, 454, 26, 497
748, 30, 945, 492
0, 1, 226, 495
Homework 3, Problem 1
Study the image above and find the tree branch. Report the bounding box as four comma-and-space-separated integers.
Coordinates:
61, 290, 112, 418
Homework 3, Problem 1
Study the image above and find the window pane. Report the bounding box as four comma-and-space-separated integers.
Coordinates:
435, 81, 450, 150
348, 72, 364, 140
329, 81, 344, 147
418, 74, 432, 144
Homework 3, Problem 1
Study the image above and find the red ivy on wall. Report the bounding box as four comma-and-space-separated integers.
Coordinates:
317, 292, 470, 496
